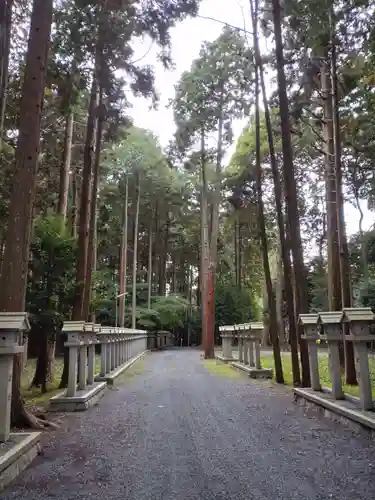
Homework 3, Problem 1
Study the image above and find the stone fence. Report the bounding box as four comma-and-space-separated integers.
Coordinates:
49, 321, 148, 411
147, 330, 174, 350
217, 322, 272, 378
297, 307, 375, 420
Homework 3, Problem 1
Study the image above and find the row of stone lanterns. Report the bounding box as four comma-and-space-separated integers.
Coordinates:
299, 307, 374, 411
218, 322, 272, 378
49, 322, 148, 411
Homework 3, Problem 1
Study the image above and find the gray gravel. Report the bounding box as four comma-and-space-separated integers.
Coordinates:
3, 349, 375, 500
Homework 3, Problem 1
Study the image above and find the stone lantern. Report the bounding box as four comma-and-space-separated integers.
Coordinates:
63, 320, 85, 397
0, 312, 29, 443
299, 313, 320, 391
219, 325, 233, 361
318, 311, 344, 400
242, 323, 251, 366
343, 307, 374, 410
249, 322, 264, 370
237, 324, 246, 363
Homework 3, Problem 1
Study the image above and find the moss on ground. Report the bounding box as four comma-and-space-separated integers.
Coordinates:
261, 353, 375, 397
203, 359, 241, 379
116, 358, 145, 384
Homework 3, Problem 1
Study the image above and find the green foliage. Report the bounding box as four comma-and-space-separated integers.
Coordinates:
215, 276, 257, 327
173, 27, 253, 152
306, 257, 328, 312
26, 216, 76, 334
151, 295, 189, 329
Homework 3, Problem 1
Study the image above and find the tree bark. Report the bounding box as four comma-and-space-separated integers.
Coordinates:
71, 79, 97, 320
0, 0, 53, 427
30, 324, 56, 393
250, 0, 300, 384
321, 59, 342, 312
131, 175, 141, 329
200, 128, 211, 357
0, 0, 12, 152
58, 112, 74, 223
70, 164, 79, 238
330, 26, 357, 384
158, 208, 168, 296
147, 216, 153, 309
82, 88, 103, 321
270, 0, 310, 386
61, 81, 97, 388
254, 59, 284, 384
119, 176, 129, 326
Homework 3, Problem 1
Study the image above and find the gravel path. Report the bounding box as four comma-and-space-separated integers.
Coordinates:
3, 349, 375, 500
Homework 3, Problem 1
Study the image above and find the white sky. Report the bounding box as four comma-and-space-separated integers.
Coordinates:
128, 0, 374, 238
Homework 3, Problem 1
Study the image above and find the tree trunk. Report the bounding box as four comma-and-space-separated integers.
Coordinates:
321, 59, 342, 313
57, 111, 74, 223
270, 0, 310, 386
330, 27, 357, 384
0, 0, 12, 152
254, 59, 284, 384
0, 0, 53, 428
250, 0, 300, 384
147, 215, 153, 309
200, 128, 210, 356
234, 215, 240, 288
321, 57, 345, 369
119, 176, 129, 326
82, 88, 103, 321
357, 199, 368, 289
30, 325, 56, 393
60, 81, 97, 388
70, 164, 79, 238
71, 79, 97, 320
158, 210, 169, 296
131, 175, 141, 329
275, 248, 286, 346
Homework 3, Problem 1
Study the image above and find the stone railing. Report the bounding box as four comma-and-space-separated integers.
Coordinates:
218, 322, 272, 378
147, 330, 174, 350
49, 322, 148, 412
299, 307, 375, 412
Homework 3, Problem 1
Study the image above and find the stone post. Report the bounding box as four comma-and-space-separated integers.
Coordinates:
299, 313, 320, 391
115, 329, 120, 367
243, 324, 251, 365
250, 322, 263, 369
106, 328, 113, 373
0, 313, 28, 443
86, 323, 94, 385
220, 326, 233, 360
111, 328, 117, 370
119, 329, 123, 365
62, 321, 85, 397
235, 325, 243, 362
248, 328, 255, 367
126, 331, 130, 359
318, 311, 344, 400
100, 327, 111, 376
125, 332, 129, 361
119, 329, 123, 364
86, 323, 97, 385
343, 308, 374, 411
78, 322, 91, 391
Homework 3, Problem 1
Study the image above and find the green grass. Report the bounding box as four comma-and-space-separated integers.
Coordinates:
203, 359, 242, 379
261, 353, 375, 398
21, 357, 101, 407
